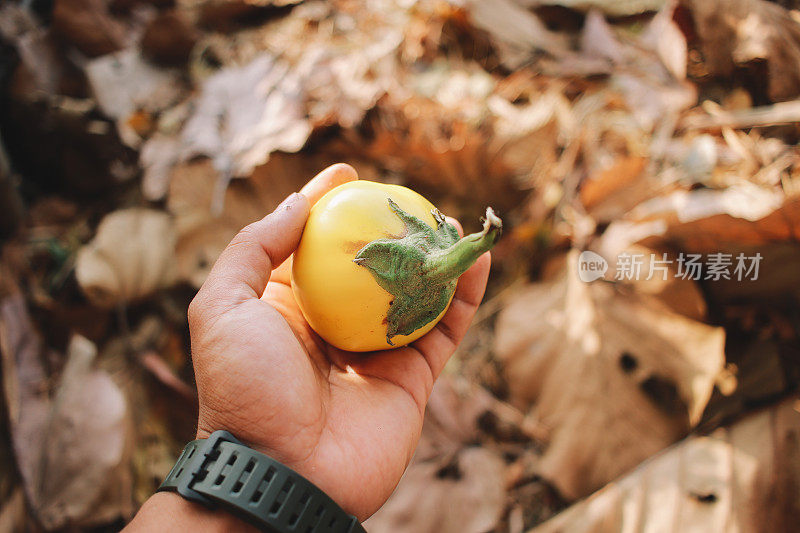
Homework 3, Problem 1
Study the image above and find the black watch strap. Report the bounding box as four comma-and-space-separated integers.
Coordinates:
158, 430, 366, 533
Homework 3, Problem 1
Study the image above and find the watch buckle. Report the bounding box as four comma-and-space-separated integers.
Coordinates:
176, 430, 243, 507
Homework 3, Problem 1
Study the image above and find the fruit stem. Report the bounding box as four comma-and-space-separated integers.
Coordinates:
425, 207, 502, 283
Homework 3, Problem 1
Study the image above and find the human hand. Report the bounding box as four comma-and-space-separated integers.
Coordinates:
188, 164, 491, 521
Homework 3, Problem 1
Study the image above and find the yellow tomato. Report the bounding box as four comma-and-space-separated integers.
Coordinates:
291, 181, 447, 351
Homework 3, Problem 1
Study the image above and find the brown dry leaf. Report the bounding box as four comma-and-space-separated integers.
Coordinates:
0, 488, 26, 533
597, 184, 795, 255
140, 133, 182, 201
84, 49, 186, 147
197, 0, 300, 32
75, 208, 178, 307
51, 0, 126, 57
36, 335, 133, 528
0, 295, 132, 529
141, 10, 199, 67
539, 0, 666, 16
533, 396, 800, 532
364, 376, 506, 533
580, 7, 695, 132
365, 448, 506, 533
462, 0, 570, 68
0, 5, 65, 97
181, 54, 312, 177
684, 0, 800, 102
579, 156, 652, 222
494, 250, 725, 500
596, 187, 800, 303
85, 50, 184, 121
167, 155, 322, 287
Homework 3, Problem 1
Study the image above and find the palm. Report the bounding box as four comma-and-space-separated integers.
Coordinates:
189, 165, 489, 520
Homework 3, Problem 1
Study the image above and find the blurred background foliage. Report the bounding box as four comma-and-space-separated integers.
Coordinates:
2, 0, 800, 531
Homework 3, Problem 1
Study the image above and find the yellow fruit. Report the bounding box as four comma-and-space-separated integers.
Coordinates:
291, 180, 501, 352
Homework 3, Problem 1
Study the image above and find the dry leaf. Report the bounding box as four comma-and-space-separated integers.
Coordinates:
181, 54, 312, 177
296, 30, 401, 129
683, 0, 800, 102
579, 156, 652, 222
51, 0, 126, 57
36, 335, 132, 528
85, 49, 184, 121
533, 396, 800, 532
494, 250, 725, 499
540, 0, 666, 16
579, 7, 695, 132
75, 208, 178, 307
462, 0, 569, 68
365, 376, 506, 533
0, 295, 132, 529
167, 155, 322, 287
140, 133, 182, 201
365, 448, 506, 533
0, 489, 26, 533
141, 10, 198, 67
597, 184, 794, 256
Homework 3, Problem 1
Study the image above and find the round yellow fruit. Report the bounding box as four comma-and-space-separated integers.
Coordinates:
291, 180, 500, 352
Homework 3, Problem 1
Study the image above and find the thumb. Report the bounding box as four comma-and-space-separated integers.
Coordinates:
192, 192, 310, 316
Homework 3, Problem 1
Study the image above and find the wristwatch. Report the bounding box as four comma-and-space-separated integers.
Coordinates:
158, 430, 366, 532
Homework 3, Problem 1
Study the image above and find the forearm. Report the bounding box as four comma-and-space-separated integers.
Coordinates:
124, 492, 260, 532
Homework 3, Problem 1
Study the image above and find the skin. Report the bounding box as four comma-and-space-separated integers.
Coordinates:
125, 164, 491, 530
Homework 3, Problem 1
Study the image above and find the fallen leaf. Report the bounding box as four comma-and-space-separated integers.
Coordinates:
365, 447, 506, 533
36, 335, 132, 528
84, 48, 185, 122
75, 208, 178, 307
462, 0, 569, 68
597, 184, 794, 255
51, 0, 126, 57
0, 5, 65, 97
579, 155, 651, 222
494, 250, 726, 499
0, 295, 132, 529
197, 0, 300, 32
683, 0, 800, 101
141, 10, 199, 67
180, 54, 312, 177
365, 376, 506, 533
167, 155, 324, 287
0, 488, 26, 533
580, 7, 696, 132
533, 396, 800, 532
140, 133, 181, 201
540, 0, 666, 16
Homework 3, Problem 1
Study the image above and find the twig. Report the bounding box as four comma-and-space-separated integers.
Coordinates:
139, 350, 197, 404
682, 100, 800, 130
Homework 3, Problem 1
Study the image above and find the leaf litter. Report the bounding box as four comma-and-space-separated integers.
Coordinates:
3, 0, 800, 530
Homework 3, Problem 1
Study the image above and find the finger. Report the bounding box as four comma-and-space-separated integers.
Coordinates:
412, 251, 491, 379
269, 164, 359, 286
300, 163, 358, 205
192, 193, 310, 318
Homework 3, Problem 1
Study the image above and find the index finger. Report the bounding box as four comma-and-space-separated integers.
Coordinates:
269, 163, 359, 286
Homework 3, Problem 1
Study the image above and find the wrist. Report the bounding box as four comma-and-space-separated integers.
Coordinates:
160, 429, 366, 531
127, 492, 259, 532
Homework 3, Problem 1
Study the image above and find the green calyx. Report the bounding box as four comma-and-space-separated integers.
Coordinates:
354, 198, 502, 345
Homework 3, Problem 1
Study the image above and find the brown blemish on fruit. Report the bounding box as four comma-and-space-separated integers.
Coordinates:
343, 240, 369, 254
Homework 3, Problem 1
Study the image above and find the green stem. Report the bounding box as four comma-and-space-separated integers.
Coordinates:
425, 208, 503, 283
354, 201, 502, 343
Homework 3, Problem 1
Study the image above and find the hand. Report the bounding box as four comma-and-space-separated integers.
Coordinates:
188, 164, 490, 521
